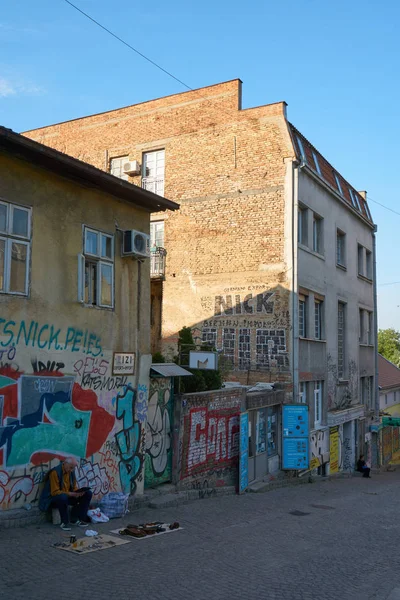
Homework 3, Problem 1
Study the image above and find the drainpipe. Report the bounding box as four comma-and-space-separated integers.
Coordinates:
372, 223, 379, 466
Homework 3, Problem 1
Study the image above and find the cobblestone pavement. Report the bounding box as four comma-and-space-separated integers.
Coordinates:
2, 472, 400, 600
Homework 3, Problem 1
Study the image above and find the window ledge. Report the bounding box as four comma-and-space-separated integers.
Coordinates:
298, 244, 325, 260
357, 274, 373, 284
337, 379, 349, 385
359, 343, 374, 348
336, 263, 347, 271
83, 303, 114, 312
299, 337, 327, 343
0, 291, 29, 297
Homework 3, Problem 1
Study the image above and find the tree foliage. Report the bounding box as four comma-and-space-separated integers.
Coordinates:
378, 328, 400, 366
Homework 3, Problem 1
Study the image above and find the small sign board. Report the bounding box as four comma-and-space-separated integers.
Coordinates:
282, 404, 309, 438
239, 412, 249, 494
113, 352, 135, 375
283, 438, 309, 470
189, 351, 218, 371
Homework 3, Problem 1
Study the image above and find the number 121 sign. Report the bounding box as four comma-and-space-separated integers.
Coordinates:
113, 352, 136, 375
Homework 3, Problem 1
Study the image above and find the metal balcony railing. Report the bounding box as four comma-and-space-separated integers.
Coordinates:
142, 177, 165, 197
150, 247, 167, 279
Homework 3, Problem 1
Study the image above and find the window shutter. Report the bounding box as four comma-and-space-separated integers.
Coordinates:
78, 254, 85, 303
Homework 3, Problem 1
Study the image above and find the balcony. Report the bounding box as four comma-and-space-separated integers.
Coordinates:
142, 177, 165, 197
150, 247, 167, 279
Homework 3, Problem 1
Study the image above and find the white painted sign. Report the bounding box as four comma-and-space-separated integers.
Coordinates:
113, 352, 136, 375
189, 351, 218, 371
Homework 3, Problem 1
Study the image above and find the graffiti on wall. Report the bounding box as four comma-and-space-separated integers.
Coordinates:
115, 385, 143, 495
145, 378, 173, 488
178, 390, 241, 490
329, 427, 340, 473
310, 429, 329, 470
0, 315, 146, 510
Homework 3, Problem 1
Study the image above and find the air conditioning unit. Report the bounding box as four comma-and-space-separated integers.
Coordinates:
122, 230, 150, 258
123, 160, 140, 175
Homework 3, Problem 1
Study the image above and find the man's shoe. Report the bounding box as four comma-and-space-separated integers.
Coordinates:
60, 523, 71, 531
71, 520, 89, 527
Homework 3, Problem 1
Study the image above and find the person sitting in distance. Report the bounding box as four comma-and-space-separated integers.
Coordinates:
356, 454, 371, 478
39, 457, 92, 531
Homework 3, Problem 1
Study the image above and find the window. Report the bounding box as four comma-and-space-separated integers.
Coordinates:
142, 149, 165, 196
315, 300, 322, 339
367, 311, 373, 345
296, 136, 306, 162
366, 249, 372, 279
150, 221, 165, 248
361, 376, 373, 409
385, 394, 388, 406
312, 214, 323, 253
0, 201, 31, 295
299, 382, 307, 404
365, 202, 372, 221
359, 309, 365, 344
334, 172, 343, 195
358, 244, 364, 276
338, 302, 345, 378
336, 230, 346, 267
299, 295, 307, 338
298, 205, 308, 246
256, 408, 267, 454
314, 381, 322, 427
312, 151, 321, 175
267, 406, 278, 456
110, 156, 129, 181
354, 192, 362, 212
349, 188, 357, 209
79, 227, 114, 308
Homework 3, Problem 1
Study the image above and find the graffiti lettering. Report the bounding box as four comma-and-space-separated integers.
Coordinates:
76, 459, 110, 497
0, 319, 102, 356
31, 359, 65, 374
81, 374, 128, 391
73, 357, 109, 377
214, 292, 274, 317
115, 386, 143, 494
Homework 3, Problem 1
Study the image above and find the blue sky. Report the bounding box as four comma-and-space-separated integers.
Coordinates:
1, 0, 399, 329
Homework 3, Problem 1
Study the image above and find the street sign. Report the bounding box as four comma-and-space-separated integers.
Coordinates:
189, 351, 218, 370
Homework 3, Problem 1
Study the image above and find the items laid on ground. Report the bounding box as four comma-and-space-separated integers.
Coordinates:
118, 521, 180, 538
53, 534, 130, 554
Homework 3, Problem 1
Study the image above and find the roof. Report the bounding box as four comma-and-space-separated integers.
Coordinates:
289, 123, 373, 224
150, 363, 193, 377
378, 354, 400, 390
0, 126, 179, 213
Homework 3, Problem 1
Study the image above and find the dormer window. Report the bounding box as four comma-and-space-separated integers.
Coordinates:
296, 136, 306, 163
312, 151, 321, 176
334, 172, 343, 195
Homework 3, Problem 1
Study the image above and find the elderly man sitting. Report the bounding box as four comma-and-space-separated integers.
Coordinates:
39, 457, 92, 531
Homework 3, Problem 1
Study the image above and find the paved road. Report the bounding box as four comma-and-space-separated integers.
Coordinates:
1, 472, 400, 600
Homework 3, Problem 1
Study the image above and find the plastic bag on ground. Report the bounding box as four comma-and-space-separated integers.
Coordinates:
99, 492, 130, 519
87, 508, 110, 523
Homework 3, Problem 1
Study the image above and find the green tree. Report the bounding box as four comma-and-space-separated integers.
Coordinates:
378, 328, 400, 366
152, 351, 166, 363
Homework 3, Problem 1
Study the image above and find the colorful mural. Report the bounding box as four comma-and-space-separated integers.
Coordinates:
144, 377, 173, 488
0, 316, 146, 510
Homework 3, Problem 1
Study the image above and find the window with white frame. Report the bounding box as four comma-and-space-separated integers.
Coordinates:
358, 244, 364, 276
368, 311, 373, 345
298, 205, 308, 246
313, 213, 323, 254
296, 136, 306, 162
79, 227, 114, 308
142, 149, 165, 196
299, 295, 307, 338
0, 200, 31, 296
315, 299, 322, 339
150, 221, 165, 248
299, 382, 307, 404
338, 302, 345, 378
348, 188, 357, 209
359, 308, 365, 344
312, 151, 321, 175
110, 156, 129, 181
336, 230, 346, 267
314, 381, 322, 427
334, 172, 343, 195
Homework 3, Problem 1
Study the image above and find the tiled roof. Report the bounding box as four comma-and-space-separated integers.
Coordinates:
289, 123, 373, 223
378, 354, 400, 390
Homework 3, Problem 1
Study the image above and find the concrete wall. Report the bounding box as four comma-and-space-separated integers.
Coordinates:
24, 81, 296, 384
297, 169, 375, 416
0, 152, 152, 510
380, 389, 400, 412
176, 388, 243, 491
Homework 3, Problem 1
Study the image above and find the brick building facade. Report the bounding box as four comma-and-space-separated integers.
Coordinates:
25, 79, 378, 475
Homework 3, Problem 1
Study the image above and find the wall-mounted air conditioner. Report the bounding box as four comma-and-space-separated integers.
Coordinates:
123, 160, 141, 175
122, 230, 150, 258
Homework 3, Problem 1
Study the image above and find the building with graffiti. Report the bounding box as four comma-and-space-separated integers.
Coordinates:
0, 127, 178, 511
24, 80, 377, 478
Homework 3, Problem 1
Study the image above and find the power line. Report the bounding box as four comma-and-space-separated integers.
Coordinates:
62, 0, 192, 91
368, 197, 400, 217
378, 281, 400, 287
